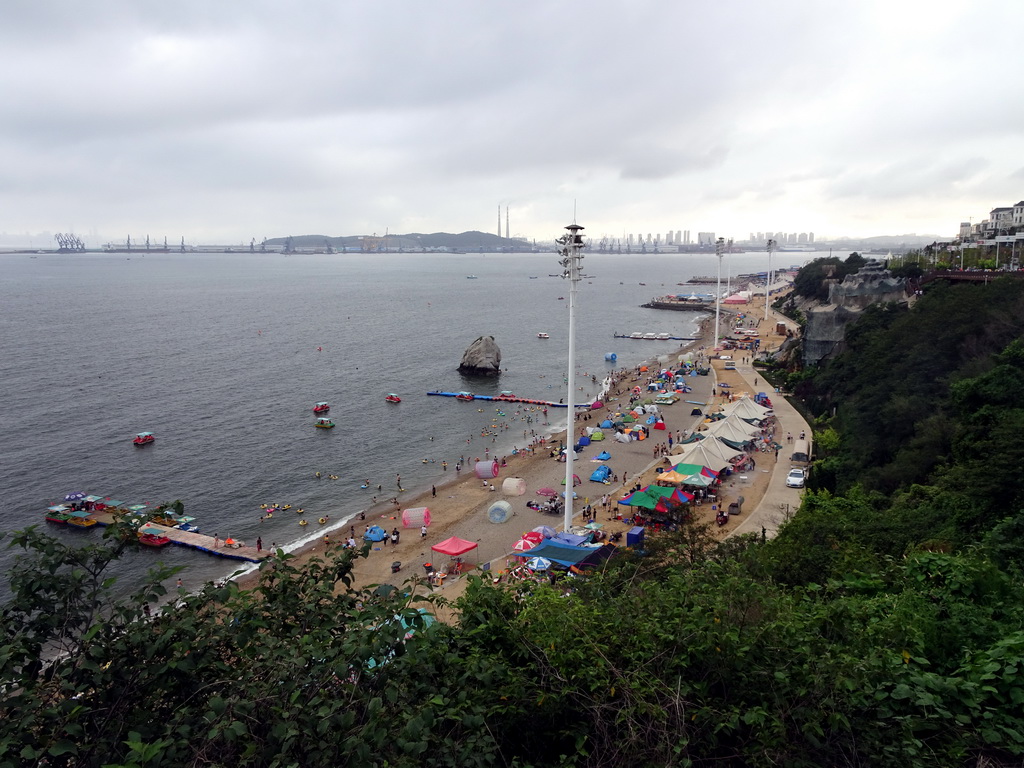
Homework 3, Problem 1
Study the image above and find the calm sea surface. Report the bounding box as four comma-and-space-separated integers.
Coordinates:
0, 248, 826, 594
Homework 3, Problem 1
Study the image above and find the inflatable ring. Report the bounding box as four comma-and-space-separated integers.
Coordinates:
299, 520, 308, 526
318, 517, 326, 525
265, 512, 273, 519
283, 504, 291, 510
296, 508, 304, 514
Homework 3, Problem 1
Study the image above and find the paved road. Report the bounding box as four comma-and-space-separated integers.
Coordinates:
725, 306, 810, 540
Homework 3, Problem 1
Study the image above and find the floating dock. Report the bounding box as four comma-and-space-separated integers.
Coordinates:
613, 334, 699, 341
640, 300, 715, 312
84, 510, 269, 563
426, 392, 592, 408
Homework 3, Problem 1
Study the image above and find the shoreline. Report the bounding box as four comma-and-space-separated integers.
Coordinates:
233, 312, 721, 594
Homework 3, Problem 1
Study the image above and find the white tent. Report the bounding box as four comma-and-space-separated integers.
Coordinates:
704, 415, 761, 443
671, 442, 733, 472
722, 396, 772, 421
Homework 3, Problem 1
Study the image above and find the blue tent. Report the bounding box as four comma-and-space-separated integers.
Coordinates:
593, 450, 611, 461
577, 435, 591, 446
600, 419, 613, 429
365, 525, 388, 542
589, 465, 612, 483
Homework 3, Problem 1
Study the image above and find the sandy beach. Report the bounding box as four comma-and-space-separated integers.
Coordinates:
237, 293, 810, 606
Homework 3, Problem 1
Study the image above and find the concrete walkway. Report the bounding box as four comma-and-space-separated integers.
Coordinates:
725, 306, 810, 540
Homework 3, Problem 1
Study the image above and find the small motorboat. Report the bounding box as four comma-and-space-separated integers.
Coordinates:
315, 418, 335, 429
133, 431, 155, 446
537, 332, 549, 339
455, 391, 475, 401
45, 505, 71, 524
385, 394, 401, 404
466, 275, 478, 279
313, 402, 330, 414
138, 532, 171, 547
66, 511, 98, 529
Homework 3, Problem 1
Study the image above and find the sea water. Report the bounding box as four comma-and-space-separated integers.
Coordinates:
0, 248, 822, 593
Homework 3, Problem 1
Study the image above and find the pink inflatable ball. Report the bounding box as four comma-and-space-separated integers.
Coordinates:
474, 460, 499, 479
401, 507, 431, 528
501, 477, 527, 496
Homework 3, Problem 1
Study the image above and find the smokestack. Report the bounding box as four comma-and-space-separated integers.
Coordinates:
497, 205, 501, 238
505, 206, 509, 240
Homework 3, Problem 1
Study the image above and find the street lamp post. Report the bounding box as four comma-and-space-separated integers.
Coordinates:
765, 239, 776, 322
557, 223, 585, 533
713, 237, 725, 349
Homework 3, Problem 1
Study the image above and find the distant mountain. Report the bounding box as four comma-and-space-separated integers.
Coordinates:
264, 231, 533, 252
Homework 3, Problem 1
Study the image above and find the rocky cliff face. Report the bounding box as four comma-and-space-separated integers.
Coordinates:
458, 336, 502, 377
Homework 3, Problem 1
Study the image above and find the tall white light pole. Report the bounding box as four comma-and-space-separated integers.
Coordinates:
765, 238, 776, 322
557, 223, 585, 532
713, 237, 725, 349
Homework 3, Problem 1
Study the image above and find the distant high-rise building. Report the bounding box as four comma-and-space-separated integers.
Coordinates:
808, 232, 814, 244
675, 230, 681, 244
798, 232, 808, 244
697, 231, 715, 246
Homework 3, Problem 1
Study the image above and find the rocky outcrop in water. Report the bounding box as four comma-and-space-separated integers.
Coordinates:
458, 336, 502, 377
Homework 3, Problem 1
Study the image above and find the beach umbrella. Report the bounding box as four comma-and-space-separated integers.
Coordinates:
537, 487, 557, 497
512, 538, 536, 552
64, 491, 85, 502
532, 525, 557, 538
521, 531, 545, 545
525, 556, 552, 571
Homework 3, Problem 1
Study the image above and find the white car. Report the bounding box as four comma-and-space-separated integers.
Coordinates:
785, 468, 806, 488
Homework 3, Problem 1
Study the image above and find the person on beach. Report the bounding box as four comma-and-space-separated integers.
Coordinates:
432, 485, 436, 498
214, 534, 220, 548
256, 537, 262, 552
391, 529, 399, 545
421, 524, 427, 539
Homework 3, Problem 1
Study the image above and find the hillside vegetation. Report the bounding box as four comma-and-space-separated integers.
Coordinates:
4, 275, 1024, 767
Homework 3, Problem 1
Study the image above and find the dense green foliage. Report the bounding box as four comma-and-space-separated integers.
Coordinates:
3, 523, 1024, 767
6, 274, 1024, 766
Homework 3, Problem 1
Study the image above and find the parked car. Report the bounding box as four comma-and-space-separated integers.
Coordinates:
786, 468, 806, 488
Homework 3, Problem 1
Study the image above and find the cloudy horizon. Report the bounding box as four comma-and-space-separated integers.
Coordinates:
2, 0, 1022, 248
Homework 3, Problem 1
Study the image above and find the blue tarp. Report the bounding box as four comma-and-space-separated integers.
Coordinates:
511, 540, 596, 567
554, 532, 590, 546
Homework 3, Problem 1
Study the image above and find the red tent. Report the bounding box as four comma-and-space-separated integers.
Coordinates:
430, 536, 479, 557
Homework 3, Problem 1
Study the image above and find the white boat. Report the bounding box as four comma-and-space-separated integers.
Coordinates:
643, 333, 658, 340
537, 332, 550, 339
656, 333, 671, 340
466, 275, 478, 279
629, 332, 643, 339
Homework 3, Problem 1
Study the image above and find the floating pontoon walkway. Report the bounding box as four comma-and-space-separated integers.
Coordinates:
87, 511, 269, 563
612, 334, 700, 341
426, 392, 592, 408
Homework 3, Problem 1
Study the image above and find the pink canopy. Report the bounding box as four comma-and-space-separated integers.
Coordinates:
430, 536, 479, 557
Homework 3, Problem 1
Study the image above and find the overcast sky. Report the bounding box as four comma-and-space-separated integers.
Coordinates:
2, 0, 1022, 246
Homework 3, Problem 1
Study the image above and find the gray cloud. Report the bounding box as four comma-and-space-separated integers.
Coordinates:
1, 0, 1022, 244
